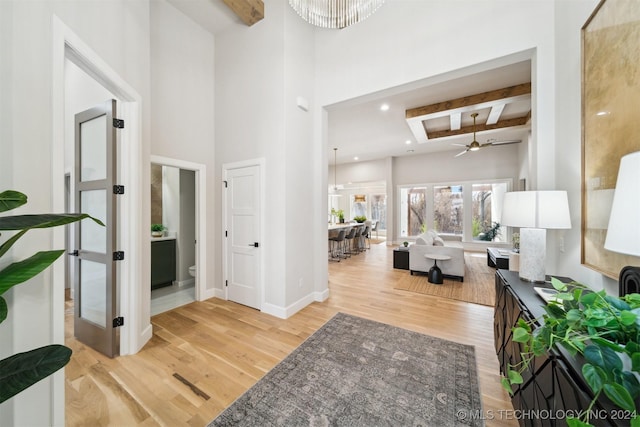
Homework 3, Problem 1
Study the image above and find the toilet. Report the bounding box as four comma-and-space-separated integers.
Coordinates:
188, 265, 196, 277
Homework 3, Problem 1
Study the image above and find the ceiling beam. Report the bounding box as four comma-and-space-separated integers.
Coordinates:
222, 0, 264, 26
425, 113, 531, 139
450, 112, 462, 131
406, 82, 531, 119
486, 104, 506, 125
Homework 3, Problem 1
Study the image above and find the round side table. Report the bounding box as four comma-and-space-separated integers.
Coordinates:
424, 254, 452, 285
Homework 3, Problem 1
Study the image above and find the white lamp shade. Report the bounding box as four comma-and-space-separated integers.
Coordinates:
501, 191, 571, 229
605, 151, 640, 256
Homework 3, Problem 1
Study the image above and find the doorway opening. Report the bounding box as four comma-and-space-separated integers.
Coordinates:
150, 155, 207, 312
150, 164, 197, 315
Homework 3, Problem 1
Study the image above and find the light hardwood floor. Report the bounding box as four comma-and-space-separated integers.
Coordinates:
65, 243, 517, 426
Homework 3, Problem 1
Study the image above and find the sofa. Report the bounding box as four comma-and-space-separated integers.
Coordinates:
409, 230, 465, 281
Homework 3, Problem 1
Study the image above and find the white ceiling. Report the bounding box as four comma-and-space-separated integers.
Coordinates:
328, 60, 532, 164
166, 1, 532, 166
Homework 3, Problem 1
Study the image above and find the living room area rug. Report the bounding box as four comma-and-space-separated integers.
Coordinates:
209, 312, 483, 426
395, 252, 496, 307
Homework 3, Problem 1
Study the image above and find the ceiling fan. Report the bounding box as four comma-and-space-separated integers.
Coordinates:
453, 113, 521, 157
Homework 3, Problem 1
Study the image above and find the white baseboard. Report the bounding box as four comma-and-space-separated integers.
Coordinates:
262, 289, 330, 319
314, 288, 330, 302
199, 287, 219, 301
176, 278, 195, 288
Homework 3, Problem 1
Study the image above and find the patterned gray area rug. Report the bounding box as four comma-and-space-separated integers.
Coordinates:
210, 312, 483, 426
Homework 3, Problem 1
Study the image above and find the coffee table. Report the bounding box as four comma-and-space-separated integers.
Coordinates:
424, 254, 451, 284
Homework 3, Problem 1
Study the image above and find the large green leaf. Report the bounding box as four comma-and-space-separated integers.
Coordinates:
0, 213, 104, 230
0, 250, 64, 295
584, 344, 622, 373
0, 296, 6, 324
0, 191, 27, 213
603, 382, 636, 413
0, 344, 72, 404
566, 418, 592, 427
512, 327, 530, 343
582, 363, 605, 393
0, 229, 27, 259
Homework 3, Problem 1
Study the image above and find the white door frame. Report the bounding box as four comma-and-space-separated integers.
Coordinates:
51, 15, 149, 424
222, 158, 265, 309
150, 155, 207, 301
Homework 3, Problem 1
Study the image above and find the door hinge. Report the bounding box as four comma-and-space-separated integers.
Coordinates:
225, 280, 228, 287
113, 317, 124, 328
113, 185, 125, 194
113, 118, 125, 129
113, 251, 125, 261
223, 180, 228, 188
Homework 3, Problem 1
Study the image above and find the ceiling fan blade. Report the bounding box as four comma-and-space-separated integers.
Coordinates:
452, 143, 468, 147
489, 139, 522, 146
454, 149, 468, 157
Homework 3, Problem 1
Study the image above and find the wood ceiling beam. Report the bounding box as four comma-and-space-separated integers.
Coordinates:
406, 82, 531, 119
222, 0, 264, 26
425, 113, 530, 139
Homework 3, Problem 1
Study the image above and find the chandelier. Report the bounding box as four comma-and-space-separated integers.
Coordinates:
289, 0, 386, 29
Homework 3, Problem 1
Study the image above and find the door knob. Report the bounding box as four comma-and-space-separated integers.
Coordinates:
68, 250, 79, 256
248, 242, 259, 248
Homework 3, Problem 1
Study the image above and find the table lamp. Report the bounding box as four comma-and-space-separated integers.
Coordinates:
501, 191, 571, 282
604, 151, 640, 294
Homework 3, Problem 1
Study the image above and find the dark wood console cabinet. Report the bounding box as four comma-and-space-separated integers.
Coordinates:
494, 270, 627, 426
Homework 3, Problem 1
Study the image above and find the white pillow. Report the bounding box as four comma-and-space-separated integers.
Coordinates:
415, 232, 433, 246
427, 229, 439, 240
433, 236, 445, 246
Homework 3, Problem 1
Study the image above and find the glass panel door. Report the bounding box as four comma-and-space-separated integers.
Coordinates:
73, 99, 119, 357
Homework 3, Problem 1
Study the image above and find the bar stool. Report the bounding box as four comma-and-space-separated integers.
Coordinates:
329, 229, 346, 261
344, 227, 357, 257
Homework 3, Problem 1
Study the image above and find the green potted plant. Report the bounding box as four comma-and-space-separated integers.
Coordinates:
503, 278, 640, 426
403, 241, 409, 247
337, 209, 345, 223
354, 215, 367, 223
151, 223, 165, 237
0, 190, 102, 403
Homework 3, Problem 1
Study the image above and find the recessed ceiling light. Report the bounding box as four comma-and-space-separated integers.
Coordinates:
354, 156, 359, 160
596, 111, 610, 116
405, 140, 412, 145
380, 104, 390, 111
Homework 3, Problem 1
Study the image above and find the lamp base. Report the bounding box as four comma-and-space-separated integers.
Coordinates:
519, 228, 546, 283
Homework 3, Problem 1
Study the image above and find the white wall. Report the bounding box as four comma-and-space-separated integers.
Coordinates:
215, 1, 320, 313
149, 0, 216, 295
0, 1, 152, 425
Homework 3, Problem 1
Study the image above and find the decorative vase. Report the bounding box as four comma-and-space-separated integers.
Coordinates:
152, 231, 163, 237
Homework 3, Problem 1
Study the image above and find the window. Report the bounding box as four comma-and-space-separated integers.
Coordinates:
398, 179, 511, 241
400, 187, 426, 237
433, 185, 463, 236
351, 194, 367, 218
472, 183, 507, 242
370, 194, 387, 230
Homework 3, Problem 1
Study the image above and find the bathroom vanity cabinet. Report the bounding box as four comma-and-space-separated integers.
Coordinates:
151, 238, 176, 290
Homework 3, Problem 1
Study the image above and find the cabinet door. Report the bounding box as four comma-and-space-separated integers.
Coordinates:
151, 240, 176, 289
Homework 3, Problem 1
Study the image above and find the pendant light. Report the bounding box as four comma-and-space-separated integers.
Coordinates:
330, 148, 342, 197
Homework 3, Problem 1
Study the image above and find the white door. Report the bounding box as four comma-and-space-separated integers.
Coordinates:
72, 100, 120, 357
225, 164, 261, 309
